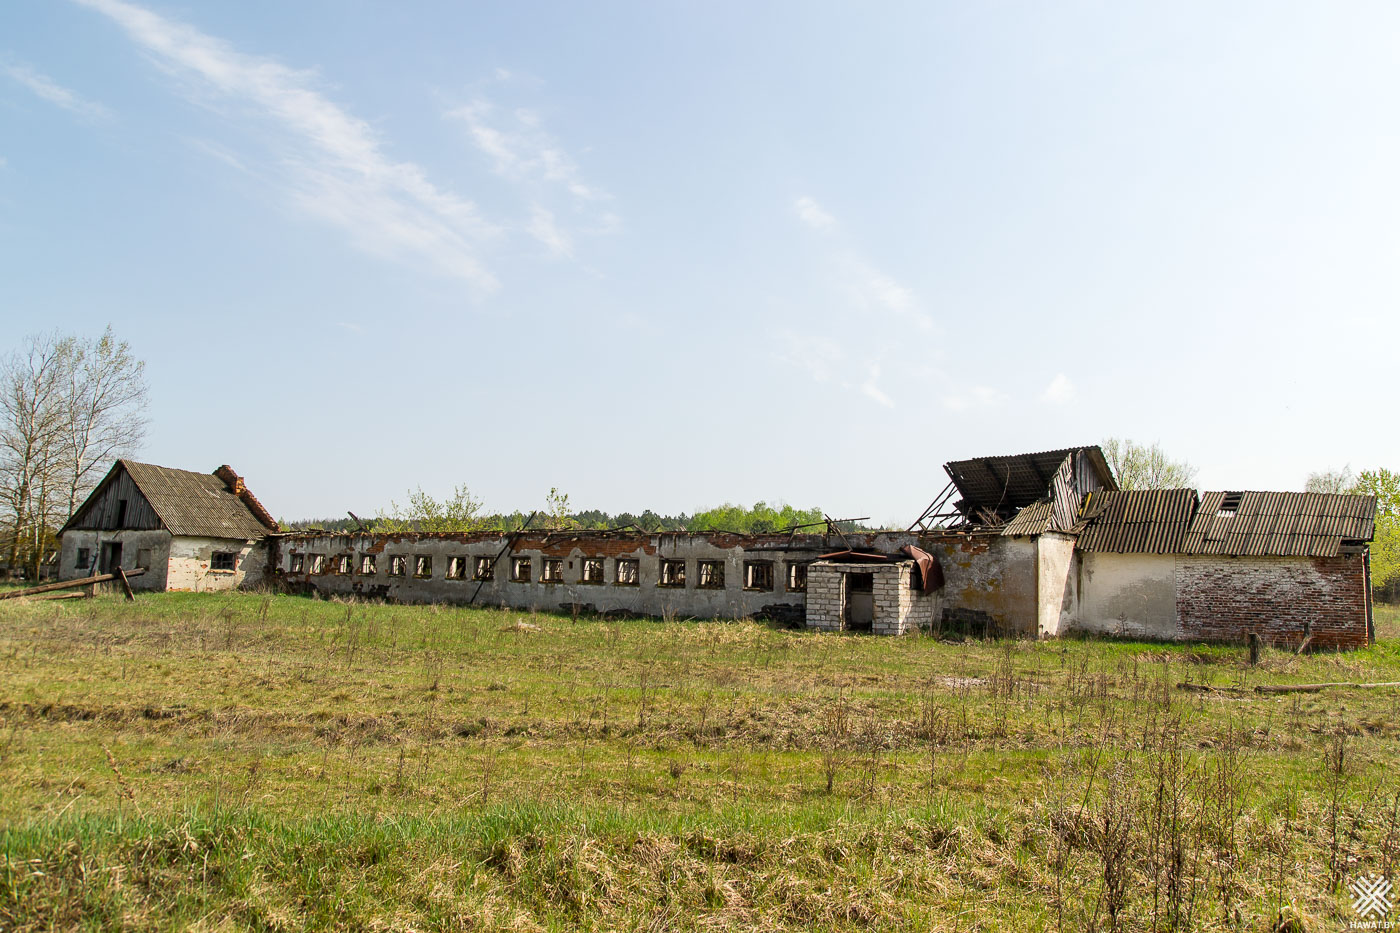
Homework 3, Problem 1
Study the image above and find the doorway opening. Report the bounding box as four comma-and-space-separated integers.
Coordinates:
100, 542, 123, 574
844, 572, 874, 631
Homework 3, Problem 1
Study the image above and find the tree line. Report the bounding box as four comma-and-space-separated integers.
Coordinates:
0, 328, 148, 579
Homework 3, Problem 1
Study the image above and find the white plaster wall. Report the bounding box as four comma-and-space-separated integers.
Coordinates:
1036, 533, 1077, 638
166, 536, 266, 592
1072, 551, 1178, 639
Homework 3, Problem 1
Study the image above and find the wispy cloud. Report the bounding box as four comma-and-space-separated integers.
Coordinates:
861, 366, 895, 408
446, 97, 613, 255
941, 386, 1008, 412
3, 61, 111, 121
75, 0, 499, 290
794, 195, 836, 232
1041, 373, 1076, 404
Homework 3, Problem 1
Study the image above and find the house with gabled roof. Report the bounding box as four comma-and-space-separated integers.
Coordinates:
57, 461, 277, 591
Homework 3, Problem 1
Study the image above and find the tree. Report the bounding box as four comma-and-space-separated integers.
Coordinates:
1101, 438, 1198, 490
1354, 468, 1400, 598
0, 328, 147, 578
373, 484, 485, 533
1306, 466, 1356, 495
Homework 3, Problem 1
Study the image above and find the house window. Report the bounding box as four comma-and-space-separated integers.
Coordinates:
331, 555, 348, 574
289, 553, 304, 573
698, 560, 725, 589
308, 554, 326, 574
388, 555, 407, 577
542, 558, 564, 583
786, 561, 808, 592
581, 558, 605, 584
473, 556, 495, 581
359, 554, 377, 575
615, 558, 639, 586
446, 556, 467, 580
511, 557, 532, 582
211, 552, 237, 572
744, 560, 774, 591
659, 559, 686, 587
414, 556, 433, 579
75, 548, 91, 570
116, 499, 128, 526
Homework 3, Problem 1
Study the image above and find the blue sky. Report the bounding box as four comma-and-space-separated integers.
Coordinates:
2, 1, 1397, 524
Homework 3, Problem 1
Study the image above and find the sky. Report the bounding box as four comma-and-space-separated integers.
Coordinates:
2, 1, 1397, 526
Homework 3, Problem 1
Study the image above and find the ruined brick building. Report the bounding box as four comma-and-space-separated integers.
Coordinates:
56, 447, 1379, 648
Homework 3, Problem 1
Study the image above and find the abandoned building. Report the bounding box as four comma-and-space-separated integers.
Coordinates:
56, 460, 276, 592
54, 446, 1379, 648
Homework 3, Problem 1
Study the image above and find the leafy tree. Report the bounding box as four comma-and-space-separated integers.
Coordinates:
372, 484, 484, 533
1354, 468, 1400, 597
1101, 438, 1198, 490
688, 501, 826, 533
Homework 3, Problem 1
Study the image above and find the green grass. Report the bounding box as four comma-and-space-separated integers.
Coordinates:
2, 593, 1399, 931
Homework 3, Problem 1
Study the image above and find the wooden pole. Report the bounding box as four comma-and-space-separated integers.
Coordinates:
0, 568, 145, 600
115, 567, 135, 601
1247, 633, 1261, 666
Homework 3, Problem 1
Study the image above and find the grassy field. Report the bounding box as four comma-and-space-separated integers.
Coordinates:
1, 593, 1398, 931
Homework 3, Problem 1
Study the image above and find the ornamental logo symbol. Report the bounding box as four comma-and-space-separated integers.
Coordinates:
1351, 875, 1395, 920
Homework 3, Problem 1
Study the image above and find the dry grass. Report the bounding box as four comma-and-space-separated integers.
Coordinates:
1, 593, 1399, 930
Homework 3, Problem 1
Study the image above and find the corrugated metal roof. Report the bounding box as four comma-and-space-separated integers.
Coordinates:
1075, 489, 1199, 553
1181, 491, 1376, 557
120, 460, 273, 540
944, 446, 1117, 524
1002, 499, 1055, 537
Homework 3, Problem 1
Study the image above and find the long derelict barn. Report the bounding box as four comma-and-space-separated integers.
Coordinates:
56, 446, 1378, 648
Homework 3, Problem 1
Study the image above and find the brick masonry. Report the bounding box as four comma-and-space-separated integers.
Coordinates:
806, 560, 934, 635
1176, 554, 1370, 649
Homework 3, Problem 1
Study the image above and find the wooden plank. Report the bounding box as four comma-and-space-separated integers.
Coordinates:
115, 567, 135, 601
0, 568, 146, 600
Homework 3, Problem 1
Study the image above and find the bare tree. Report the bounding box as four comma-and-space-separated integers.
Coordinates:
0, 328, 147, 578
1102, 438, 1198, 490
1305, 466, 1355, 495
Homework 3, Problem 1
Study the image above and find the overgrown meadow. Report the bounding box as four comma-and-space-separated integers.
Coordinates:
2, 593, 1399, 931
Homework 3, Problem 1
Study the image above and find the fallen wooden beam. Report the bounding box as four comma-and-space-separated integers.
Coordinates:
29, 591, 90, 601
0, 568, 146, 601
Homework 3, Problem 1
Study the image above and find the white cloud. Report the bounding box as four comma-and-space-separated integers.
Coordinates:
527, 203, 572, 257
447, 99, 605, 202
861, 366, 895, 408
75, 0, 499, 290
1041, 373, 1076, 404
773, 330, 844, 384
942, 386, 1008, 412
3, 62, 111, 121
794, 195, 836, 232
842, 256, 934, 332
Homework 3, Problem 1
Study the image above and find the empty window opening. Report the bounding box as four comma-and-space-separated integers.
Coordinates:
446, 556, 467, 580
542, 558, 564, 583
474, 556, 495, 581
744, 561, 774, 591
615, 558, 639, 586
334, 554, 352, 574
1217, 492, 1243, 518
359, 554, 377, 575
844, 572, 874, 631
136, 548, 152, 572
787, 562, 808, 592
289, 553, 304, 573
414, 556, 433, 579
582, 558, 605, 584
698, 560, 725, 589
308, 554, 326, 574
659, 559, 686, 587
388, 555, 407, 577
115, 499, 128, 526
511, 557, 532, 582
75, 548, 91, 570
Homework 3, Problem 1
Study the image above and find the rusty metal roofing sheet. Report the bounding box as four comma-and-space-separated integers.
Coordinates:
119, 460, 273, 540
1075, 489, 1199, 553
1182, 491, 1376, 557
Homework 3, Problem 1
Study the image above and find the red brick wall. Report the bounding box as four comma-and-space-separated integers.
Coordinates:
1176, 555, 1370, 649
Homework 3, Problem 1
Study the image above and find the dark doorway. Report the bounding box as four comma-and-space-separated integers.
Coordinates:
844, 572, 874, 631
100, 542, 123, 574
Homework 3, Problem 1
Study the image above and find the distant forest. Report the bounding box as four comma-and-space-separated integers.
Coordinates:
282, 501, 877, 535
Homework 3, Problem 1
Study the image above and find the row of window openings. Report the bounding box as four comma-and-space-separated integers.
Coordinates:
288, 553, 808, 592
75, 548, 234, 571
